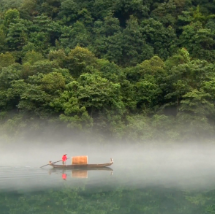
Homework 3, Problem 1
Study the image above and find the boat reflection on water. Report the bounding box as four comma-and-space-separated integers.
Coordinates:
49, 167, 113, 180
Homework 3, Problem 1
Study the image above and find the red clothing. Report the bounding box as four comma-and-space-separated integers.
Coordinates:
62, 155, 67, 161
62, 173, 67, 180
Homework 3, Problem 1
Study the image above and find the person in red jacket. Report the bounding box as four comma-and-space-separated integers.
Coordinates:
62, 154, 67, 165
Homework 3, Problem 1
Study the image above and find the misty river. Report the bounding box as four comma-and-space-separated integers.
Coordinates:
1, 142, 215, 213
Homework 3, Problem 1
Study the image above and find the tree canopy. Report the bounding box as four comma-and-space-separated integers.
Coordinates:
1, 0, 215, 142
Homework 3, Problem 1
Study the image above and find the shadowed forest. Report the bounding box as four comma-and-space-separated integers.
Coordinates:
1, 0, 215, 143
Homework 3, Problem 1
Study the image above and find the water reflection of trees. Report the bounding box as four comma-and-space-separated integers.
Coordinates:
0, 186, 215, 213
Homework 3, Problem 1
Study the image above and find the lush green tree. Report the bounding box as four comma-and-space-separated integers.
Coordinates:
59, 21, 91, 50
91, 0, 114, 20
0, 0, 25, 12
112, 0, 149, 27
126, 56, 165, 82
19, 0, 38, 20
41, 71, 65, 94
6, 20, 28, 51
65, 46, 98, 78
179, 21, 215, 61
165, 47, 190, 70
22, 50, 43, 65
205, 18, 215, 31
40, 0, 61, 19
140, 18, 177, 60
151, 0, 191, 27
202, 77, 215, 101
0, 52, 15, 68
12, 76, 52, 118
31, 60, 59, 74
0, 26, 7, 51
27, 15, 62, 51
77, 8, 93, 27
179, 89, 214, 117
0, 65, 20, 90
91, 16, 124, 64
151, 0, 177, 27
20, 59, 59, 79
48, 49, 67, 67
51, 73, 125, 132
58, 0, 79, 25
97, 58, 123, 82
177, 10, 194, 30
3, 8, 20, 27
134, 75, 162, 111
0, 65, 21, 110
121, 16, 154, 66
164, 56, 215, 117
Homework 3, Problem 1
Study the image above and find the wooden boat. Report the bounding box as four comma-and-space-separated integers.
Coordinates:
49, 158, 113, 169
49, 166, 113, 173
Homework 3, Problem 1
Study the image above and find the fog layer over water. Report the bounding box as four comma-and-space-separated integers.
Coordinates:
1, 140, 215, 192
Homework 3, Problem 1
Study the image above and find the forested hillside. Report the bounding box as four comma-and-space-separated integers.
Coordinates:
0, 0, 215, 142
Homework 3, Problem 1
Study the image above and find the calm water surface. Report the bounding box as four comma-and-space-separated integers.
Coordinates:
1, 144, 215, 213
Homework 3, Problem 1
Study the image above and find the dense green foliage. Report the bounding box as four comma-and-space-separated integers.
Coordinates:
1, 0, 215, 141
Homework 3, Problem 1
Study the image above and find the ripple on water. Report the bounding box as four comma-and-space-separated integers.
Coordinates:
0, 166, 50, 191
0, 166, 115, 193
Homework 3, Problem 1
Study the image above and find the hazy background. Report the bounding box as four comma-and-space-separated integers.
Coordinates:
1, 137, 215, 193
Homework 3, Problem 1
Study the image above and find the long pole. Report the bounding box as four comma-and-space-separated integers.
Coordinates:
40, 159, 62, 168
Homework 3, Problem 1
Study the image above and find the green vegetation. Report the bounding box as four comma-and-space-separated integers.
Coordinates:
1, 0, 215, 142
1, 186, 215, 213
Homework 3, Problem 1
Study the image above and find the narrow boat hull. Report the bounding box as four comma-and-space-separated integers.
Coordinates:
49, 167, 113, 173
50, 162, 113, 169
